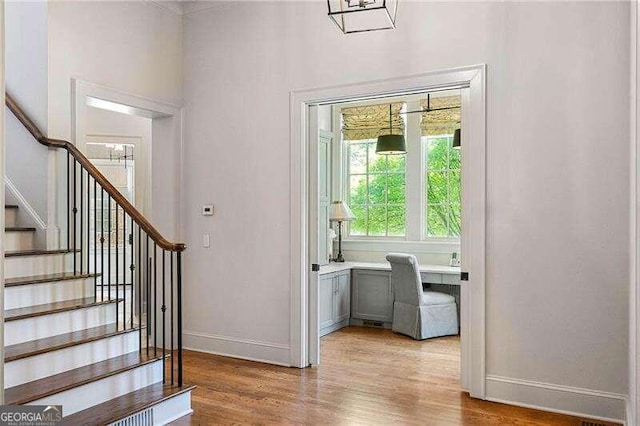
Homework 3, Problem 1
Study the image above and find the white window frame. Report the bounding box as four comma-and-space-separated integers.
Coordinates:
423, 134, 461, 240
334, 96, 461, 247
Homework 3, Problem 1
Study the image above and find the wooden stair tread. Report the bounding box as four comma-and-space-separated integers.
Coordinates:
5, 204, 18, 209
61, 383, 195, 425
5, 324, 141, 362
6, 226, 36, 232
5, 351, 166, 405
5, 248, 79, 258
5, 296, 121, 322
5, 272, 99, 288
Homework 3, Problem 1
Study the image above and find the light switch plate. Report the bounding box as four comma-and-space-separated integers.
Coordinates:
202, 205, 214, 216
203, 234, 210, 248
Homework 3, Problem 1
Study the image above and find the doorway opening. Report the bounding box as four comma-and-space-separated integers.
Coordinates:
314, 87, 465, 389
71, 79, 184, 333
290, 65, 486, 399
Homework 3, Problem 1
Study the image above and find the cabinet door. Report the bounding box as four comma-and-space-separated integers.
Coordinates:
319, 274, 335, 330
352, 270, 393, 322
333, 272, 350, 323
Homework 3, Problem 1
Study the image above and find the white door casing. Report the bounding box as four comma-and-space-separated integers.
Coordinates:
290, 65, 486, 399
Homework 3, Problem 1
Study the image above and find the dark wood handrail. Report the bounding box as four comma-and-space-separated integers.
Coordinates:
6, 92, 186, 252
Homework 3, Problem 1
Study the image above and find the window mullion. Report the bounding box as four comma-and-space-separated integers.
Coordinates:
405, 100, 422, 241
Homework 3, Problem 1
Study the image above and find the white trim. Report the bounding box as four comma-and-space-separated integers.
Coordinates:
183, 330, 290, 367
632, 1, 639, 425
486, 375, 627, 424
289, 65, 487, 400
5, 176, 46, 229
341, 239, 459, 254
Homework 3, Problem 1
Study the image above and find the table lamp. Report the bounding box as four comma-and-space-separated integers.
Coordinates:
329, 201, 355, 262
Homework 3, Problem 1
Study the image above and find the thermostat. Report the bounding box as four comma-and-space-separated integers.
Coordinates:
202, 205, 214, 216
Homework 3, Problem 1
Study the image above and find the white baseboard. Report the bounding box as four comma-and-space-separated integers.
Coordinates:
183, 330, 290, 367
486, 375, 627, 424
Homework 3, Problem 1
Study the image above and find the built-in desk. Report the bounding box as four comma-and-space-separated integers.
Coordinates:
319, 261, 461, 285
318, 262, 461, 335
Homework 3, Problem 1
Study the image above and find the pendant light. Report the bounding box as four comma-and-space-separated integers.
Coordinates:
327, 0, 399, 34
453, 128, 461, 149
376, 104, 406, 155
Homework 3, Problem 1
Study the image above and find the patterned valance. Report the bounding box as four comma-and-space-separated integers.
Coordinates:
420, 95, 461, 136
342, 102, 404, 141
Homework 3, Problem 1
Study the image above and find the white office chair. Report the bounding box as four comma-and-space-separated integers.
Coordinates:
386, 253, 459, 340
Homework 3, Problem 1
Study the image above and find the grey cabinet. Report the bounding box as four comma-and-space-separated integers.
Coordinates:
319, 270, 351, 337
351, 270, 394, 323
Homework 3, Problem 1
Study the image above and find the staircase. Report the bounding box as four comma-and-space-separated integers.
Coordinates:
4, 94, 193, 424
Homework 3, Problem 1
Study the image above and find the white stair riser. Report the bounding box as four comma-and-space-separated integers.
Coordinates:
5, 253, 75, 278
30, 361, 163, 417
147, 390, 193, 426
5, 278, 95, 310
5, 331, 139, 388
5, 303, 118, 346
5, 231, 34, 251
5, 208, 17, 228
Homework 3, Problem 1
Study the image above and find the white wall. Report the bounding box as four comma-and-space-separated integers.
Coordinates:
4, 1, 49, 225
183, 1, 630, 419
47, 1, 183, 242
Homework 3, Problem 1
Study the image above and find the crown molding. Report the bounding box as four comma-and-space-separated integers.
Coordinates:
146, 0, 184, 16
182, 1, 237, 17
146, 0, 239, 17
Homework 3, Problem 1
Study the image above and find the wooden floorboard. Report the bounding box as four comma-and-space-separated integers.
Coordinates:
170, 326, 619, 425
5, 296, 120, 321
4, 248, 79, 258
5, 351, 165, 405
5, 272, 99, 287
61, 383, 195, 425
4, 324, 140, 362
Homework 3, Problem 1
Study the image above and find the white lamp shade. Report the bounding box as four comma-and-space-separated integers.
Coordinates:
329, 201, 355, 222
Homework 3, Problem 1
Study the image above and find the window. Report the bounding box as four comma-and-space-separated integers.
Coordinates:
339, 92, 461, 242
346, 139, 406, 237
424, 135, 461, 238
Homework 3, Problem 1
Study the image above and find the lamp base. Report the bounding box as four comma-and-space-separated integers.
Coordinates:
333, 253, 345, 263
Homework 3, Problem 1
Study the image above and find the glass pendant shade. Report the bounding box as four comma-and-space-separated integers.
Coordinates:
376, 134, 406, 155
327, 0, 398, 34
453, 128, 461, 149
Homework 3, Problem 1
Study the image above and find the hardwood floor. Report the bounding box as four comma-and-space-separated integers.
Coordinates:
171, 327, 616, 425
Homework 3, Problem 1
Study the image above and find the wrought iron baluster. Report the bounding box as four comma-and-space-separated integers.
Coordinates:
170, 253, 174, 385
154, 242, 158, 358
67, 152, 70, 252
87, 173, 91, 278
130, 216, 135, 330
177, 251, 183, 386
162, 249, 166, 383
146, 235, 150, 357
101, 188, 105, 301
94, 179, 97, 297
80, 168, 83, 274
108, 196, 112, 303
116, 204, 119, 330
138, 225, 142, 349
73, 159, 77, 272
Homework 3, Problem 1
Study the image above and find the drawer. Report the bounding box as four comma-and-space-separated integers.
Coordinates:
420, 272, 442, 284
442, 273, 461, 285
